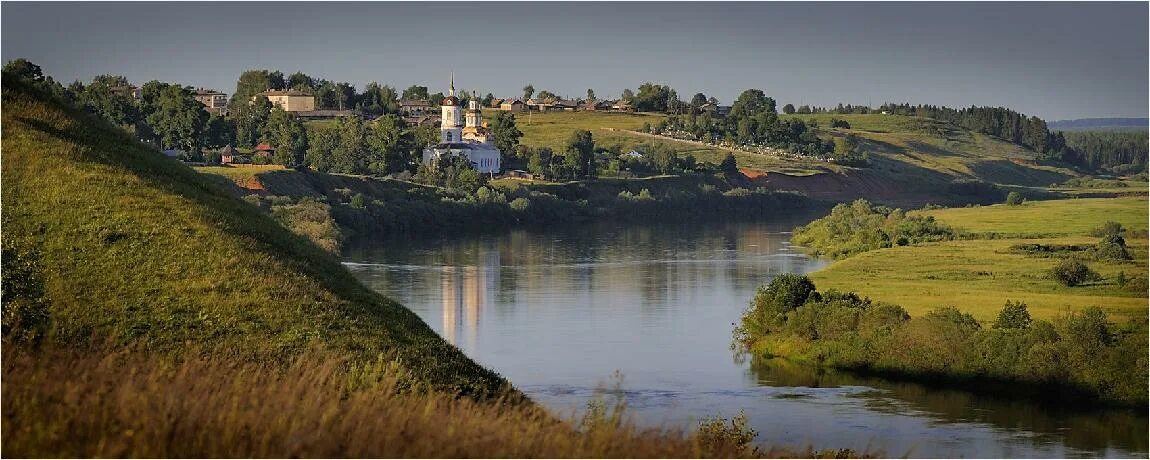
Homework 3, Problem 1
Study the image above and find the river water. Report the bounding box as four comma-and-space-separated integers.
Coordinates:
343, 218, 1147, 458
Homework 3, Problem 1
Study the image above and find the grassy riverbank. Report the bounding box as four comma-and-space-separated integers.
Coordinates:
736, 194, 1149, 407
800, 196, 1148, 322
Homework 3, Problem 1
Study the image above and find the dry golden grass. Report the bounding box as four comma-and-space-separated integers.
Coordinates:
1, 348, 849, 458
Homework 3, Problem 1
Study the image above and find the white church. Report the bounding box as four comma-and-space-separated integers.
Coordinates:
422, 74, 502, 174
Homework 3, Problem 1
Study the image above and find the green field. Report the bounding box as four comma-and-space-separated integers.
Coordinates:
806, 197, 1149, 322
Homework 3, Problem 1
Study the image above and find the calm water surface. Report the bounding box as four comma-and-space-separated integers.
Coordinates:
344, 219, 1147, 458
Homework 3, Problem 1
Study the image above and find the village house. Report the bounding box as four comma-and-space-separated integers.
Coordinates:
255, 89, 315, 112
219, 145, 237, 164
193, 88, 228, 115
499, 98, 525, 113
254, 143, 275, 159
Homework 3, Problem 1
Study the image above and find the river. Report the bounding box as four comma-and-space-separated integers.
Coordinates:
343, 218, 1147, 458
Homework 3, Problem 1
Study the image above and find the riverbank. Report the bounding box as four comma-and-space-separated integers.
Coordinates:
197, 165, 828, 251
735, 195, 1149, 407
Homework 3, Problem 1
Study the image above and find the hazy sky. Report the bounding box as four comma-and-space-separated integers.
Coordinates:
3, 2, 1146, 120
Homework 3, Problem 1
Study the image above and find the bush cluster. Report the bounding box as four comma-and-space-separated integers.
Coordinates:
737, 276, 1148, 406
791, 199, 955, 259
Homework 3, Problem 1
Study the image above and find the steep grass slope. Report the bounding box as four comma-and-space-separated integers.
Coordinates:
0, 76, 511, 398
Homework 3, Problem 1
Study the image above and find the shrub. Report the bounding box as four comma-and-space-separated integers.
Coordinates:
993, 301, 1032, 329
509, 197, 530, 212
1005, 191, 1024, 206
1049, 259, 1100, 287
1, 238, 50, 346
694, 411, 758, 456
1089, 221, 1125, 238
738, 274, 818, 338
350, 193, 366, 209
791, 199, 954, 259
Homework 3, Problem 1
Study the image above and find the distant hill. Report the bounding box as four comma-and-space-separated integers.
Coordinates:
1049, 118, 1149, 132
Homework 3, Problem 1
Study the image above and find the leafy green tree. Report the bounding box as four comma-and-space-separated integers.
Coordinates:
1005, 191, 1024, 206
229, 70, 275, 113
203, 114, 235, 149
565, 130, 596, 178
729, 89, 776, 120
262, 107, 308, 167
527, 147, 552, 177
234, 95, 273, 147
782, 103, 796, 114
1049, 259, 1099, 287
522, 84, 535, 101
993, 301, 1032, 329
489, 112, 523, 160
621, 88, 634, 102
402, 85, 429, 101
366, 114, 414, 175
482, 93, 495, 107
536, 90, 557, 102
267, 71, 286, 90
586, 88, 596, 102
146, 84, 208, 153
77, 74, 138, 127
690, 93, 708, 110
632, 82, 674, 112
306, 127, 339, 172
648, 143, 676, 174
358, 82, 399, 116
287, 72, 313, 91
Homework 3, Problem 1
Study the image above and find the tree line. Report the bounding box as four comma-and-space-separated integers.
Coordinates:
1, 60, 525, 179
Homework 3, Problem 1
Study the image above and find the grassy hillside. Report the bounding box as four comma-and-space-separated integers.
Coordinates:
0, 76, 511, 398
805, 197, 1149, 322
494, 109, 1105, 207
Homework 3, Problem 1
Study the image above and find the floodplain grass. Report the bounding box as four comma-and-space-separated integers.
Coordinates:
803, 196, 1149, 323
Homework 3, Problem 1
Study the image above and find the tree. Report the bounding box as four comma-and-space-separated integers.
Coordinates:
306, 127, 339, 172
358, 82, 399, 116
621, 88, 634, 102
633, 82, 674, 112
365, 114, 414, 175
146, 84, 208, 154
1005, 191, 1024, 206
527, 147, 552, 176
782, 104, 796, 114
729, 89, 776, 120
203, 114, 235, 149
262, 107, 308, 167
402, 85, 429, 101
522, 84, 535, 101
77, 74, 138, 127
287, 72, 314, 91
744, 274, 819, 335
229, 70, 275, 114
489, 112, 523, 161
797, 105, 812, 114
536, 90, 557, 102
234, 95, 272, 147
565, 130, 596, 178
690, 93, 708, 111
648, 143, 677, 174
586, 88, 596, 102
1049, 259, 1099, 287
482, 93, 495, 107
993, 301, 1031, 329
720, 153, 738, 174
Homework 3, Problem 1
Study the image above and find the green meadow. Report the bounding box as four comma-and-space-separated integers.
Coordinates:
805, 196, 1149, 323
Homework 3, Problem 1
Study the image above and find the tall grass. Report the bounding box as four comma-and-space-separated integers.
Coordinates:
1, 348, 832, 458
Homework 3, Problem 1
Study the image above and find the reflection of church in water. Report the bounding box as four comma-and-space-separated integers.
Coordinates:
439, 249, 500, 351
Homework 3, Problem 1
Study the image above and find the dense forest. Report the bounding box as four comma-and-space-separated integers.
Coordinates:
1059, 131, 1149, 174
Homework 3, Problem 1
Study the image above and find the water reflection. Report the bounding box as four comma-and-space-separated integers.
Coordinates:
343, 219, 1147, 458
752, 358, 1148, 456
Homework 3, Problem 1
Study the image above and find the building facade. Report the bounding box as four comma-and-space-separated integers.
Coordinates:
255, 89, 316, 112
422, 74, 502, 174
194, 89, 228, 115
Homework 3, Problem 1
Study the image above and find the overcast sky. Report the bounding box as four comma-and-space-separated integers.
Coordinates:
2, 1, 1146, 120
